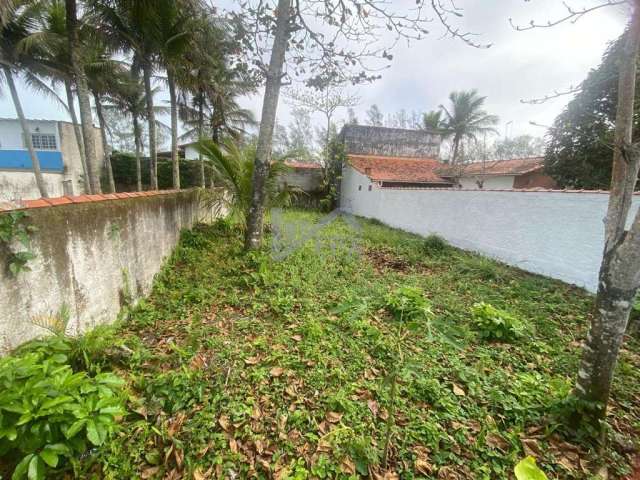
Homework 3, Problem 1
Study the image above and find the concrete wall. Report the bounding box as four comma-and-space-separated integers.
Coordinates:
340, 165, 640, 292
281, 168, 323, 192
0, 119, 60, 149
0, 190, 211, 353
0, 171, 66, 201
58, 121, 103, 196
340, 125, 441, 159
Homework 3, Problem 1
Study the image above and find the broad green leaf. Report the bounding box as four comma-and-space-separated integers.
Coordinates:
11, 454, 34, 480
514, 456, 548, 480
65, 419, 87, 438
86, 419, 107, 446
39, 448, 59, 468
0, 425, 17, 440
27, 455, 45, 480
95, 373, 124, 387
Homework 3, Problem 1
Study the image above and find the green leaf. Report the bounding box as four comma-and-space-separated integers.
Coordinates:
27, 455, 45, 480
95, 373, 124, 387
65, 419, 87, 438
86, 419, 106, 446
39, 448, 59, 468
514, 456, 548, 480
0, 425, 17, 440
11, 454, 34, 480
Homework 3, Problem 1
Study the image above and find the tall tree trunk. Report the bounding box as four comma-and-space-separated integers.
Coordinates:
66, 0, 100, 194
167, 68, 180, 190
64, 81, 90, 194
244, 0, 291, 250
198, 95, 205, 188
3, 66, 48, 198
574, 4, 640, 423
143, 61, 158, 190
93, 92, 115, 193
451, 134, 461, 165
133, 114, 143, 191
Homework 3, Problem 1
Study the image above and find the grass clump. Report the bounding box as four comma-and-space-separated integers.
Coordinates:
472, 301, 527, 341
422, 234, 452, 257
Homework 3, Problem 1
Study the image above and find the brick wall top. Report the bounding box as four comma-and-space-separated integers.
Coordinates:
0, 189, 183, 212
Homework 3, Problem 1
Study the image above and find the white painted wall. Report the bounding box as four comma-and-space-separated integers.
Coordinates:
458, 175, 515, 190
341, 165, 640, 292
0, 119, 60, 150
185, 145, 199, 160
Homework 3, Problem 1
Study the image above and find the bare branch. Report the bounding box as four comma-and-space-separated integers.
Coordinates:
520, 85, 582, 104
431, 0, 492, 48
509, 0, 628, 31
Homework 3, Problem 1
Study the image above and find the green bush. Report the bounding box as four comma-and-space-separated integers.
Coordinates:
108, 152, 215, 191
384, 286, 433, 322
422, 234, 451, 257
471, 302, 526, 342
0, 339, 126, 479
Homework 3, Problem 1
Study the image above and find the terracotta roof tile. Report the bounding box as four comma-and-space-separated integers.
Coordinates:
438, 157, 544, 177
348, 154, 451, 184
284, 160, 322, 169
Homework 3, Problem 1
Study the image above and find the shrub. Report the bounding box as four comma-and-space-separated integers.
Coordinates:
384, 286, 433, 322
422, 234, 451, 257
0, 340, 125, 479
471, 302, 525, 341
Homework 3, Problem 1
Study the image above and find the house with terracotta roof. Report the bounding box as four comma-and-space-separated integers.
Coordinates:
437, 157, 558, 190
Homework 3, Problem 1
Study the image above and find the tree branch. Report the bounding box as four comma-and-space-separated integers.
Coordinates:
509, 0, 628, 31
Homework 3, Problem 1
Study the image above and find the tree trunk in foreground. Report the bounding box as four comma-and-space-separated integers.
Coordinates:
64, 81, 91, 194
3, 66, 48, 198
198, 95, 205, 188
94, 93, 115, 193
244, 0, 291, 250
66, 0, 100, 194
167, 68, 180, 190
133, 114, 143, 192
143, 61, 158, 190
574, 3, 640, 422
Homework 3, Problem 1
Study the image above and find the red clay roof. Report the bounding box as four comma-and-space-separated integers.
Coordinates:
439, 157, 544, 177
348, 154, 451, 184
284, 160, 322, 169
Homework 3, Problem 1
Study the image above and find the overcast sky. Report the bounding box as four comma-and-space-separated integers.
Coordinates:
0, 0, 630, 146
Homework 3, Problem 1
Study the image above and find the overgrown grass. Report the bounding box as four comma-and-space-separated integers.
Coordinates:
6, 210, 640, 479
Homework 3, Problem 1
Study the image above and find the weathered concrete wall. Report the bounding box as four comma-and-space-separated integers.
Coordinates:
0, 171, 66, 201
0, 190, 211, 353
341, 165, 640, 292
340, 125, 441, 159
58, 121, 104, 196
458, 175, 515, 190
280, 168, 323, 192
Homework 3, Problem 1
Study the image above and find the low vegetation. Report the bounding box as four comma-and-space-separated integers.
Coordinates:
1, 210, 639, 479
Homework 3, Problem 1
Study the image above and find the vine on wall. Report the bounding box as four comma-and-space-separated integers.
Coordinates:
0, 211, 37, 275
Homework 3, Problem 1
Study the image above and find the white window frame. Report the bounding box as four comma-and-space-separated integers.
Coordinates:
31, 133, 57, 150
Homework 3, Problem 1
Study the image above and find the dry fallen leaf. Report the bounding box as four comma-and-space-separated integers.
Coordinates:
326, 411, 344, 423
218, 415, 231, 431
341, 456, 356, 475
485, 432, 509, 451
520, 437, 543, 458
452, 384, 466, 396
291, 335, 302, 342
244, 356, 260, 366
141, 466, 160, 479
367, 400, 379, 417
270, 367, 284, 377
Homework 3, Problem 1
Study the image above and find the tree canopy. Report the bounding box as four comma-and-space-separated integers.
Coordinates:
545, 31, 640, 189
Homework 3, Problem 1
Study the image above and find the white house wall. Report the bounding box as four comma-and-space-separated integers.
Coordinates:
185, 145, 199, 160
340, 167, 639, 292
0, 119, 60, 149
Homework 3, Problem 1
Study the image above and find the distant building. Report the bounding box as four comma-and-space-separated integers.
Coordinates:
339, 125, 452, 199
437, 157, 558, 190
0, 118, 102, 201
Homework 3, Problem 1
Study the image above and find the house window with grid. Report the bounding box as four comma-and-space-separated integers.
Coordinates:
31, 133, 57, 150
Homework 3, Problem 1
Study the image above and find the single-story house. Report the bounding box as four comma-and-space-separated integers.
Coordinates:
0, 117, 102, 201
280, 160, 323, 192
438, 157, 558, 190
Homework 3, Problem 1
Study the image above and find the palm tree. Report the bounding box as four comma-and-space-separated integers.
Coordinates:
197, 139, 297, 229
1, 0, 48, 198
21, 0, 92, 193
439, 90, 499, 164
154, 0, 197, 190
422, 110, 444, 132
88, 0, 162, 190
66, 0, 101, 193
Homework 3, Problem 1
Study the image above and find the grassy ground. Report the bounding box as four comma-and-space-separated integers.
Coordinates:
40, 211, 640, 478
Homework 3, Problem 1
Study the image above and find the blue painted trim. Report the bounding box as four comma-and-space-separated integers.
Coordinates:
0, 150, 64, 172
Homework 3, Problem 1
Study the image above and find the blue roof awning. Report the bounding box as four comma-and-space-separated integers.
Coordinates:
0, 150, 64, 172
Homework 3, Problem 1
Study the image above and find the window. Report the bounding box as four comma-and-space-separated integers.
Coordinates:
31, 134, 57, 150
358, 185, 362, 191
368, 185, 372, 191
